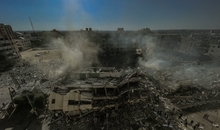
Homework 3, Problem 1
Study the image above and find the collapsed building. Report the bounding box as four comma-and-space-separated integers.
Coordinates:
46, 67, 184, 129
46, 64, 220, 129
49, 67, 139, 116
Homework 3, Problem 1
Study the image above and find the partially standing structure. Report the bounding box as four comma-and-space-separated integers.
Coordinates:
48, 68, 147, 117
0, 23, 21, 60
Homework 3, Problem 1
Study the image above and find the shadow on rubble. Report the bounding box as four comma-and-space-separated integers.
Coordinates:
0, 54, 15, 72
0, 88, 49, 129
0, 105, 41, 130
0, 63, 14, 72
48, 113, 94, 130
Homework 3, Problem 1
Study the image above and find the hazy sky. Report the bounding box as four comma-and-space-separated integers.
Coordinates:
1, 0, 220, 31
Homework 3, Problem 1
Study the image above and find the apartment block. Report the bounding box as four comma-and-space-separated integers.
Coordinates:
15, 32, 32, 51
0, 23, 21, 60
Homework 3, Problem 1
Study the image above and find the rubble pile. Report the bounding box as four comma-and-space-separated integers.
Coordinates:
47, 69, 181, 130
150, 63, 220, 89
50, 101, 178, 130
139, 63, 220, 115
0, 60, 64, 89
0, 59, 65, 111
2, 60, 220, 129
168, 85, 220, 113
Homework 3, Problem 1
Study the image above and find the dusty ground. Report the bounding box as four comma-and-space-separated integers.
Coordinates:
20, 48, 62, 63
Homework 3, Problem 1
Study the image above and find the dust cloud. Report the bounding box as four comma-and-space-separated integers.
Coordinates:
52, 33, 100, 69
36, 0, 101, 79
137, 35, 171, 70
112, 33, 218, 90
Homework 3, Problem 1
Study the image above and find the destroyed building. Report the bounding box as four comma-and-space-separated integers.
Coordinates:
49, 67, 124, 115
47, 67, 183, 129
46, 64, 220, 129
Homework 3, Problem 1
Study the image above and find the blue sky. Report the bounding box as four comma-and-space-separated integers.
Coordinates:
1, 0, 220, 31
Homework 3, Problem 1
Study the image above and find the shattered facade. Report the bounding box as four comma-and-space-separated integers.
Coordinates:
48, 68, 183, 129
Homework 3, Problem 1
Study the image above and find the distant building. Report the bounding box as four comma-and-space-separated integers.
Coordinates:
178, 35, 202, 56
85, 28, 92, 31
207, 43, 220, 58
139, 28, 152, 34
117, 28, 124, 31
0, 23, 21, 60
14, 39, 32, 51
15, 32, 32, 51
155, 34, 181, 51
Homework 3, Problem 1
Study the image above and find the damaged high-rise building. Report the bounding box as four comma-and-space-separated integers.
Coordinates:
0, 23, 33, 71
0, 23, 21, 61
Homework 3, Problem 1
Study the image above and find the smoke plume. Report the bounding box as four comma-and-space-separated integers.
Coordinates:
52, 33, 100, 69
